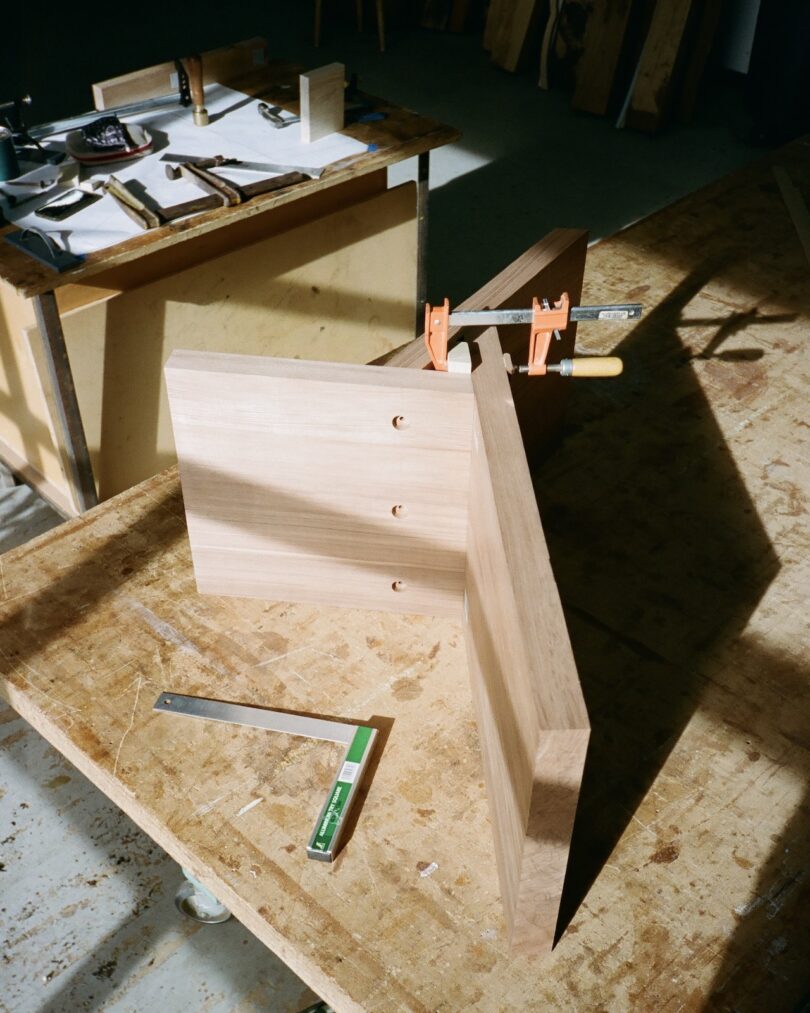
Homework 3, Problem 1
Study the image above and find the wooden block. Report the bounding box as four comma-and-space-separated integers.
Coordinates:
92, 37, 269, 111
465, 327, 589, 953
166, 352, 474, 617
300, 63, 345, 144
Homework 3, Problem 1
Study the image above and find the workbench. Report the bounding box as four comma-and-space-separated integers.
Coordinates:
1, 139, 808, 1009
0, 55, 457, 518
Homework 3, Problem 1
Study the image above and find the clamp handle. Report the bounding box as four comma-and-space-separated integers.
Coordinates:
183, 54, 209, 127
548, 356, 623, 377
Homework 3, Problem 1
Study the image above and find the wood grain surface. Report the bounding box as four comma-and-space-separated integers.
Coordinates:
465, 328, 588, 953
2, 140, 809, 1008
166, 352, 474, 617
300, 64, 345, 143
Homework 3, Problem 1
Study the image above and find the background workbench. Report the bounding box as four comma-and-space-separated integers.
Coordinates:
1, 138, 809, 1009
0, 58, 457, 518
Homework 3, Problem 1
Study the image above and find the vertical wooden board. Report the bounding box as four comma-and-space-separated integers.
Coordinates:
676, 0, 723, 121
626, 0, 695, 131
465, 327, 589, 954
166, 351, 473, 617
572, 0, 636, 115
383, 228, 588, 459
300, 63, 345, 143
0, 282, 72, 514
487, 0, 542, 72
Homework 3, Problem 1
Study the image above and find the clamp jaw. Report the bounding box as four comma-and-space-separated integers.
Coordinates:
424, 299, 451, 371
526, 294, 569, 376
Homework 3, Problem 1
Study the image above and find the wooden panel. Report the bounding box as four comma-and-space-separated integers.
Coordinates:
91, 38, 270, 110
0, 281, 70, 511
166, 352, 474, 617
8, 181, 416, 509
572, 0, 636, 115
300, 63, 345, 143
382, 227, 588, 459
466, 327, 589, 953
626, 0, 695, 132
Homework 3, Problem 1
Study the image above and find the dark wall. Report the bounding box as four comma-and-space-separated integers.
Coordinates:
2, 3, 286, 122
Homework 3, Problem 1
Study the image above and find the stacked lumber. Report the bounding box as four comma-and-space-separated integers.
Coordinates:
482, 0, 723, 132
571, 0, 724, 131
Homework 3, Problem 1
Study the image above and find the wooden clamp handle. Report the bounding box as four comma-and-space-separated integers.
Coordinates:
183, 54, 209, 126
560, 356, 623, 377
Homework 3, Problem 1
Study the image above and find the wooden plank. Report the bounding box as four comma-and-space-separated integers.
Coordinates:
626, 0, 695, 131
300, 64, 345, 143
466, 326, 589, 953
676, 0, 723, 121
572, 0, 636, 115
91, 37, 270, 110
485, 0, 542, 72
382, 227, 588, 458
166, 352, 474, 617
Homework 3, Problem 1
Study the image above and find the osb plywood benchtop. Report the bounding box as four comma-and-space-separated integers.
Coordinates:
2, 140, 809, 1009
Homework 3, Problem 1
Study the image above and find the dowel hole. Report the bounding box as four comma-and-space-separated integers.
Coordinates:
391, 580, 407, 593
391, 504, 408, 518
392, 415, 409, 430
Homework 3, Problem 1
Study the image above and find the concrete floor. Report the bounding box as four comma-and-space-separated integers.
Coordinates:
1, 22, 760, 1012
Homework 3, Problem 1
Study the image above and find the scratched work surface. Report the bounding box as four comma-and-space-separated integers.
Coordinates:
1, 139, 809, 1010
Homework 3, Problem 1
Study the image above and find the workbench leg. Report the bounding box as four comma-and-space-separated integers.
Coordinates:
415, 151, 430, 335
32, 292, 99, 514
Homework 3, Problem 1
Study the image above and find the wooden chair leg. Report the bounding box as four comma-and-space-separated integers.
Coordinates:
356, 0, 363, 33
314, 0, 322, 46
376, 0, 385, 51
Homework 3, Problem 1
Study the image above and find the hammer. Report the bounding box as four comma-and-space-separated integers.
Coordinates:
183, 54, 209, 127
